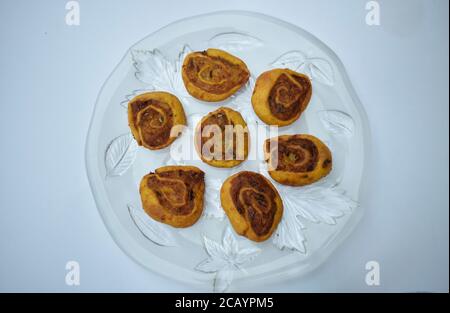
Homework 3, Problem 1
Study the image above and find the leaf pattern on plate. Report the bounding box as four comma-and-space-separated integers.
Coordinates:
270, 51, 335, 86
196, 228, 261, 292
105, 133, 138, 177
273, 184, 358, 253
271, 51, 308, 70
208, 32, 263, 51
306, 58, 334, 86
131, 45, 192, 98
128, 204, 177, 247
120, 87, 154, 108
318, 110, 355, 137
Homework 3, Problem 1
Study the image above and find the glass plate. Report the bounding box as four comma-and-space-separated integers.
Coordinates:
85, 11, 370, 292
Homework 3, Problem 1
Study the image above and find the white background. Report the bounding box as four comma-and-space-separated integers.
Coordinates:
0, 0, 448, 292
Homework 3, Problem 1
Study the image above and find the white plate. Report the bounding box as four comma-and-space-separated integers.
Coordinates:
85, 11, 370, 292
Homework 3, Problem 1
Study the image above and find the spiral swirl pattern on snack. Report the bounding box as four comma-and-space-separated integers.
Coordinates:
265, 135, 332, 186
252, 69, 312, 126
128, 92, 186, 150
182, 49, 250, 102
195, 107, 249, 168
140, 166, 205, 228
221, 171, 283, 241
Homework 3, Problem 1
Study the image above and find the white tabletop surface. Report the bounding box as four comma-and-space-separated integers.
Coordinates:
0, 0, 448, 292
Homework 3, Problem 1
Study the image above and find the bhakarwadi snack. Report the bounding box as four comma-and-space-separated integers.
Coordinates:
252, 68, 312, 126
264, 134, 332, 186
139, 166, 205, 228
220, 171, 283, 242
195, 107, 249, 168
128, 92, 186, 150
182, 49, 250, 102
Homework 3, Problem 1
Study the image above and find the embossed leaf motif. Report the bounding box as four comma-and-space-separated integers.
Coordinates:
196, 228, 260, 292
128, 205, 177, 247
273, 197, 307, 253
270, 51, 335, 86
173, 45, 193, 96
208, 32, 263, 51
306, 58, 334, 86
131, 45, 192, 97
120, 87, 154, 108
273, 185, 357, 253
318, 110, 355, 137
270, 51, 307, 70
105, 134, 138, 177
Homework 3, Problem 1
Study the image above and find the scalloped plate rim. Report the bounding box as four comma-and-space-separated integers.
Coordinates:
85, 10, 372, 291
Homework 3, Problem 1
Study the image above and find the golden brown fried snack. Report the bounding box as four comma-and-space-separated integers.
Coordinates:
264, 134, 332, 186
220, 171, 283, 242
195, 107, 249, 168
182, 49, 250, 102
128, 92, 186, 150
252, 68, 312, 126
139, 166, 205, 228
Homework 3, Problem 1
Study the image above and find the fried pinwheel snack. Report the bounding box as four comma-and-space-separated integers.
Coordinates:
264, 134, 332, 186
251, 68, 312, 126
220, 171, 283, 242
195, 107, 249, 168
139, 166, 205, 228
128, 92, 186, 150
182, 48, 250, 102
